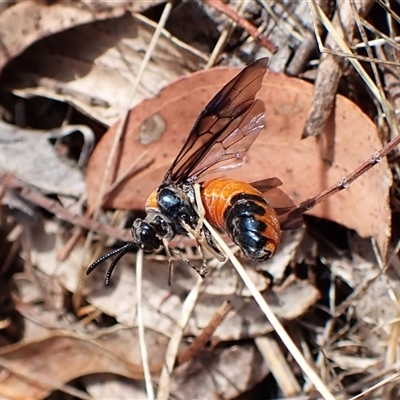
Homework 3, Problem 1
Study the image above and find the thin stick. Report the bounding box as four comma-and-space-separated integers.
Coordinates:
0, 171, 132, 243
176, 300, 233, 366
304, 0, 376, 138
298, 134, 400, 212
156, 276, 203, 400
204, 0, 278, 53
310, 0, 399, 139
93, 1, 173, 216
349, 371, 400, 400
136, 249, 155, 400
206, 1, 247, 68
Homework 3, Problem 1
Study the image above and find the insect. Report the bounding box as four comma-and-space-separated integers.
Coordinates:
87, 57, 304, 285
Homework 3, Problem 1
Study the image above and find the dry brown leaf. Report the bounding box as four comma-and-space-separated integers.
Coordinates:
86, 254, 320, 341
84, 374, 148, 399
0, 328, 168, 399
82, 227, 307, 332
86, 67, 391, 255
84, 345, 268, 400
171, 344, 268, 400
5, 12, 204, 125
0, 1, 141, 72
187, 279, 320, 341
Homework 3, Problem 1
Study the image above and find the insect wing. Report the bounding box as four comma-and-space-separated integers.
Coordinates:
164, 57, 269, 184
251, 178, 304, 230
250, 177, 283, 190
277, 208, 304, 230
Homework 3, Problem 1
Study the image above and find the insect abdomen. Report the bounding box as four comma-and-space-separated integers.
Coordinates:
201, 178, 280, 261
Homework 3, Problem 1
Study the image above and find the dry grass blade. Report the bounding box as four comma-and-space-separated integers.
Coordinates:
201, 216, 336, 400
349, 371, 400, 399
136, 249, 155, 400
308, 0, 399, 137
81, 2, 174, 317
304, 0, 375, 138
157, 276, 203, 400
206, 1, 248, 68
309, 3, 377, 98
92, 2, 173, 217
255, 336, 301, 396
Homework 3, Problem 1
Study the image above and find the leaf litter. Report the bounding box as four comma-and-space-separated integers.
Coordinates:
4, 11, 205, 125
0, 120, 88, 198
0, 0, 400, 399
0, 1, 136, 72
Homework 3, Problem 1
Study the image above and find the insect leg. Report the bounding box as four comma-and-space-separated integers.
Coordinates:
162, 238, 175, 286
170, 248, 207, 279
202, 226, 225, 260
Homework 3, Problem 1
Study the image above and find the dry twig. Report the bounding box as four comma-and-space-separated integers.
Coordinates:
176, 300, 233, 366
303, 0, 374, 138
204, 0, 278, 53
287, 0, 331, 76
0, 171, 132, 242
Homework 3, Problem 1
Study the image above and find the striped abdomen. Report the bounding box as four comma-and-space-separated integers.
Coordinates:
201, 178, 281, 261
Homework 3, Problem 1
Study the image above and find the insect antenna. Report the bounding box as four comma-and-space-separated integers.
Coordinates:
86, 242, 136, 285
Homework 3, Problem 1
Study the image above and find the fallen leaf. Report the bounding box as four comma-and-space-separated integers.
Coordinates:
0, 120, 85, 197
0, 1, 137, 72
323, 233, 399, 347
171, 344, 268, 400
5, 12, 204, 125
187, 279, 320, 341
84, 374, 148, 400
86, 67, 392, 256
86, 254, 320, 341
84, 345, 268, 400
0, 328, 168, 399
259, 228, 306, 280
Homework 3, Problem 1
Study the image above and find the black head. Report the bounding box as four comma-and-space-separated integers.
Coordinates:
132, 219, 162, 252
86, 219, 162, 286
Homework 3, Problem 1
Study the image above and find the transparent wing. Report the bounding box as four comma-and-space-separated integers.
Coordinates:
164, 57, 269, 184
251, 178, 304, 230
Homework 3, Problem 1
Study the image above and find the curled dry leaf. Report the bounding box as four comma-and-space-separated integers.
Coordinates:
86, 67, 392, 256
0, 1, 141, 72
5, 12, 204, 125
171, 344, 269, 400
0, 120, 85, 198
0, 328, 168, 399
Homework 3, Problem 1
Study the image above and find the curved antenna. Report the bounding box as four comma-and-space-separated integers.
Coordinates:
104, 245, 133, 285
86, 242, 136, 285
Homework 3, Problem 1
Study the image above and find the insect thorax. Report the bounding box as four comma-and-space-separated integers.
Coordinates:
133, 184, 199, 251
155, 184, 199, 234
